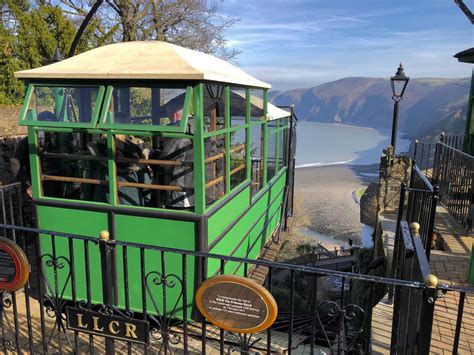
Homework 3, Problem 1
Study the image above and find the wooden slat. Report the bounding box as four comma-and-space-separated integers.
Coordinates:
116, 156, 186, 166
230, 163, 245, 176
205, 175, 224, 189
40, 152, 106, 162
40, 152, 189, 166
41, 175, 108, 185
205, 144, 245, 164
117, 181, 185, 192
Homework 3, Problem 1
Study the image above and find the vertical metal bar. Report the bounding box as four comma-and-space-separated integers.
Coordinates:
0, 190, 7, 235
16, 227, 34, 353
389, 183, 406, 303
0, 290, 6, 354
161, 250, 169, 353
309, 273, 318, 355
68, 238, 79, 353
50, 234, 62, 352
10, 291, 20, 354
288, 269, 295, 354
266, 266, 273, 354
84, 240, 94, 352
219, 259, 225, 354
426, 185, 439, 260
99, 235, 115, 354
122, 245, 132, 355
140, 248, 148, 354
182, 254, 188, 354
34, 231, 48, 353
201, 256, 207, 355
8, 192, 16, 241
452, 291, 466, 354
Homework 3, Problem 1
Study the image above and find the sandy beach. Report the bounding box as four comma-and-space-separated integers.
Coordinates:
293, 164, 379, 246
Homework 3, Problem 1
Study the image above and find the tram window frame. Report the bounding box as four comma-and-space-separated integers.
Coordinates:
266, 120, 278, 182
34, 129, 110, 204
276, 118, 289, 173
98, 85, 193, 133
203, 85, 253, 210
112, 133, 195, 209
18, 83, 105, 129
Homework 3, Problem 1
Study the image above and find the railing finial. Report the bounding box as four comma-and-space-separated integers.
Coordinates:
410, 222, 420, 235
100, 230, 110, 241
424, 273, 438, 288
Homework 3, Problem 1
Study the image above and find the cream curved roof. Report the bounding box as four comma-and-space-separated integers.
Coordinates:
267, 102, 291, 120
14, 41, 271, 89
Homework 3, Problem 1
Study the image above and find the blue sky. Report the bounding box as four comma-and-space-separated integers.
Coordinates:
220, 0, 473, 90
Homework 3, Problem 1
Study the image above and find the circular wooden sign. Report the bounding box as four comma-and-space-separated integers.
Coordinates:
195, 275, 278, 333
0, 237, 29, 292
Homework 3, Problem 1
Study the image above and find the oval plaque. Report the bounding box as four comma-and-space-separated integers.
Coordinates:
0, 237, 29, 292
195, 275, 278, 333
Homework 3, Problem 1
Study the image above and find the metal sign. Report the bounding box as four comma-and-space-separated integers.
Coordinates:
0, 237, 29, 292
66, 307, 150, 344
195, 275, 278, 333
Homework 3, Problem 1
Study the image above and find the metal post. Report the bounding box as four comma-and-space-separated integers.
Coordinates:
388, 183, 406, 304
391, 100, 400, 154
426, 185, 439, 260
99, 230, 115, 354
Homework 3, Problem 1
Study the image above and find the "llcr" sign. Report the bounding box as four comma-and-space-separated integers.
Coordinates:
66, 307, 149, 344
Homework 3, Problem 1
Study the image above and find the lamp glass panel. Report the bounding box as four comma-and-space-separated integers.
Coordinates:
392, 79, 407, 97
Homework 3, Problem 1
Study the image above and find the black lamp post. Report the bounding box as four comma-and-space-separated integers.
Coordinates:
390, 63, 409, 154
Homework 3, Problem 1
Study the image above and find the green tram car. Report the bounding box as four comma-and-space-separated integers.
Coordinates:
14, 41, 296, 318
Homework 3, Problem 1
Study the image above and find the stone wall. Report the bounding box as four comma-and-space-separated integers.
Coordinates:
0, 135, 26, 185
0, 105, 26, 136
378, 148, 411, 213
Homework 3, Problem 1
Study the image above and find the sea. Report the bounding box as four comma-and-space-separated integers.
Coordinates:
295, 121, 411, 167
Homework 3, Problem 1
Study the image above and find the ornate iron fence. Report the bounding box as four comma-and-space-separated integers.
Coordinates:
0, 222, 452, 355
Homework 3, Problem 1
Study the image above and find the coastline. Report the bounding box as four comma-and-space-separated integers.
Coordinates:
293, 163, 379, 247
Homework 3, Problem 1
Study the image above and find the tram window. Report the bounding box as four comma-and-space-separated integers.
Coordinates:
267, 120, 277, 181
205, 134, 225, 205
250, 90, 265, 121
37, 131, 107, 202
230, 88, 247, 127
230, 128, 247, 190
25, 86, 100, 124
106, 86, 187, 126
250, 124, 263, 196
114, 135, 194, 209
204, 84, 225, 132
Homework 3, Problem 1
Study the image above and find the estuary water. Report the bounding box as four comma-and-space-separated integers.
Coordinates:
295, 121, 411, 167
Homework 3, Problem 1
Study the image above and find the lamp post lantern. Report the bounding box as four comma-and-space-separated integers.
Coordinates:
390, 63, 409, 154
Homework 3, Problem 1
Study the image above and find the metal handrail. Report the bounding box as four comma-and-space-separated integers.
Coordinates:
0, 222, 428, 289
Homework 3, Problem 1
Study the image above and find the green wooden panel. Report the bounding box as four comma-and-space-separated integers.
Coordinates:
207, 172, 287, 276
207, 187, 251, 244
114, 215, 196, 318
37, 206, 108, 304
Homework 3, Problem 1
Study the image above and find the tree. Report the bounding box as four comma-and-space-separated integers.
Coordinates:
56, 0, 239, 60
0, 1, 81, 103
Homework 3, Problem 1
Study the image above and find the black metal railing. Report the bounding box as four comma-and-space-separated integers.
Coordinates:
412, 140, 437, 176
433, 142, 474, 231
391, 221, 436, 354
1, 223, 466, 354
440, 133, 467, 151
405, 165, 439, 258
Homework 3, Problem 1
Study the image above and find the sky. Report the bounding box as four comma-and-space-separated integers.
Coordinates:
220, 0, 474, 90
